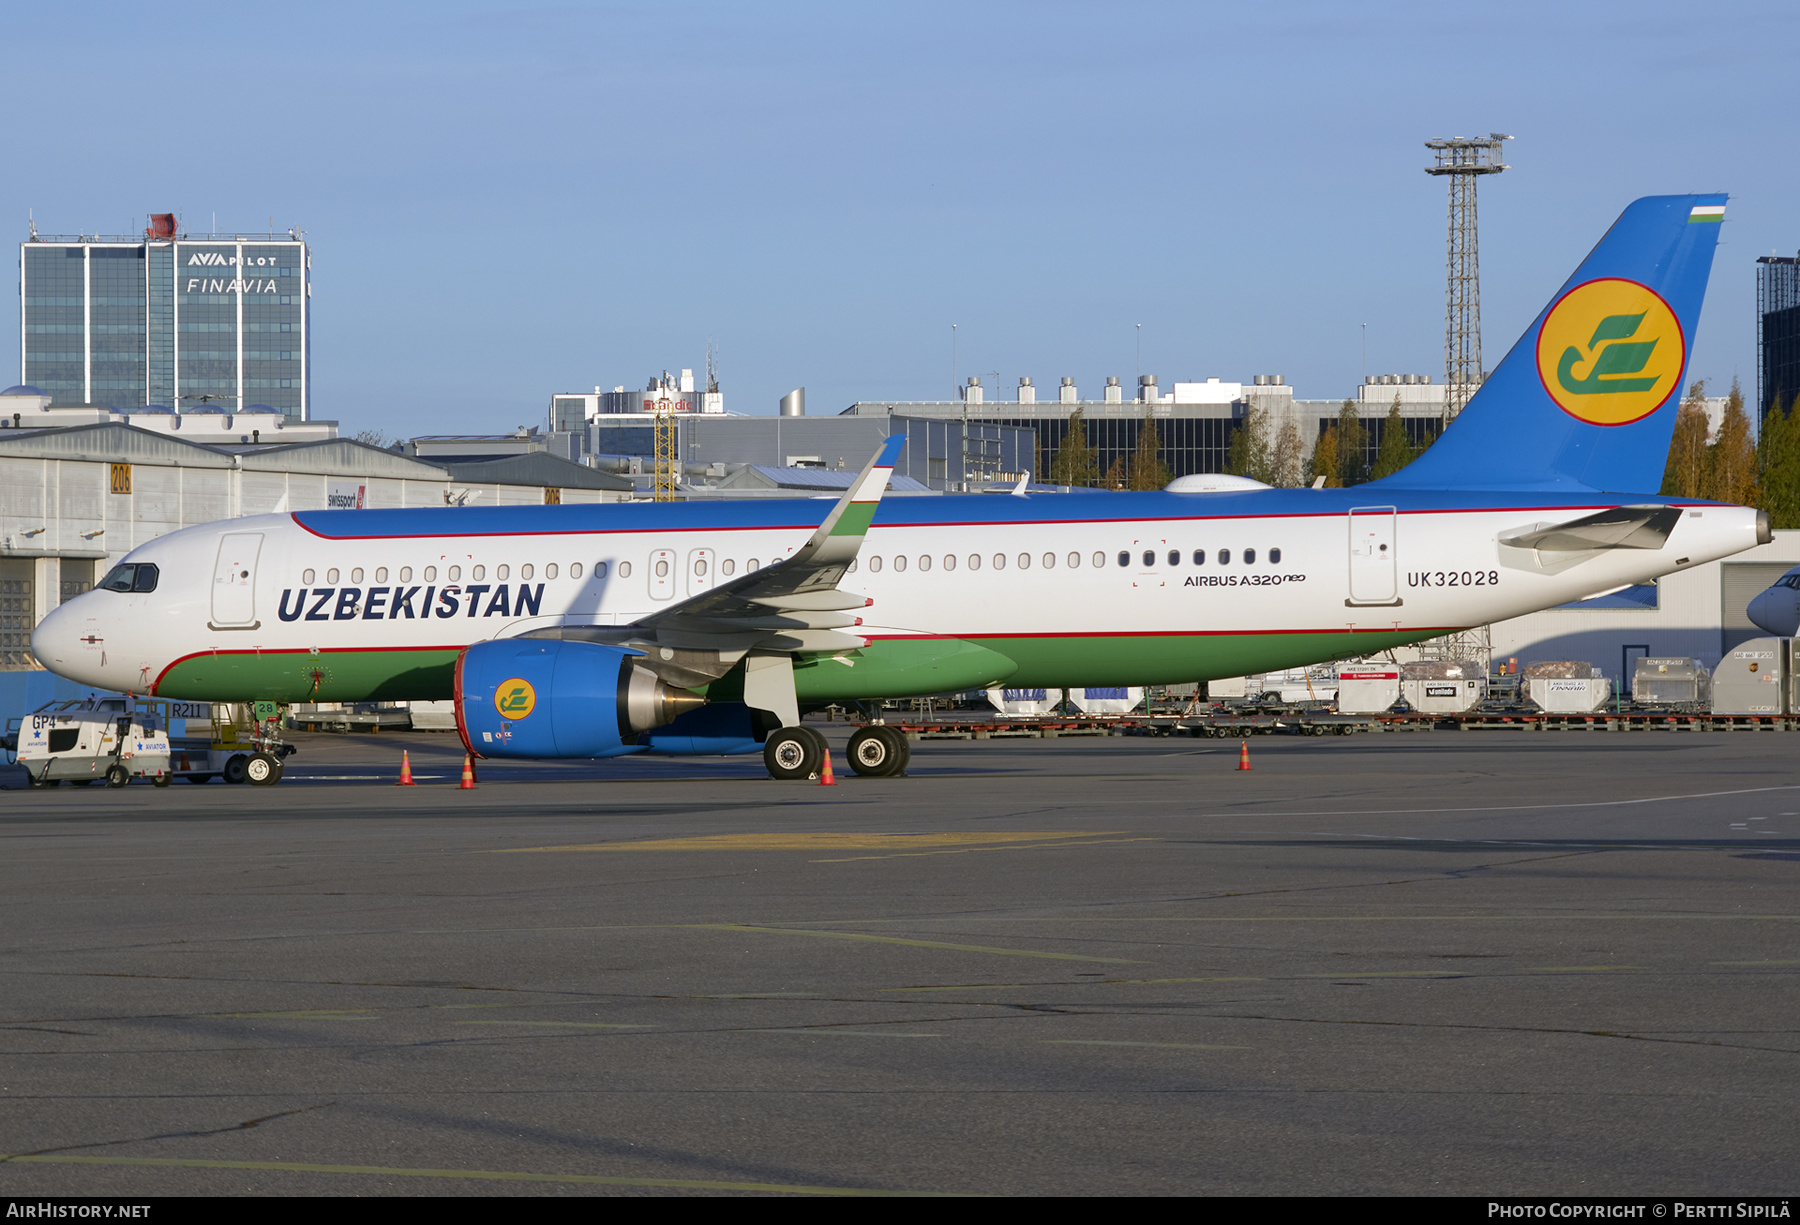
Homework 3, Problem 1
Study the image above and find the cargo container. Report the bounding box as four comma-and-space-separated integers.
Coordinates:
1632, 657, 1710, 708
1401, 660, 1485, 714
1523, 662, 1612, 713
1337, 666, 1401, 714
1712, 638, 1785, 715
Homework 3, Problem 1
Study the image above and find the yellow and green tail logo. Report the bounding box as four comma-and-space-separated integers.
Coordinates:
1536, 277, 1684, 426
495, 678, 536, 720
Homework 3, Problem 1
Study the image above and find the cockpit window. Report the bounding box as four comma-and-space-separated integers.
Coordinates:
99, 563, 159, 593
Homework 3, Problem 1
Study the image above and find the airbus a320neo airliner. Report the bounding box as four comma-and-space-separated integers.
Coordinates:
34, 195, 1767, 782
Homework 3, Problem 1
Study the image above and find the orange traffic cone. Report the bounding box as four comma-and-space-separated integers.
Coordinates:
819, 749, 836, 786
397, 750, 415, 786
459, 754, 476, 789
1237, 740, 1252, 771
179, 752, 192, 772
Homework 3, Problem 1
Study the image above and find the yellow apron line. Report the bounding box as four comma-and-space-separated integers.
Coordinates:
0, 1154, 951, 1196
811, 837, 1160, 863
493, 831, 1121, 854
686, 924, 1144, 964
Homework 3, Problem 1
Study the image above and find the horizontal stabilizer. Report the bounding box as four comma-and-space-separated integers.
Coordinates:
1498, 505, 1683, 552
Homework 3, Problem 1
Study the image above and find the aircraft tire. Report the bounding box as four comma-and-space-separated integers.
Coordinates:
245, 752, 281, 786
222, 754, 249, 785
847, 726, 908, 777
763, 727, 823, 781
105, 764, 129, 788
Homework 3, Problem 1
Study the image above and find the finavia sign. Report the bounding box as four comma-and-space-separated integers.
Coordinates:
185, 278, 284, 294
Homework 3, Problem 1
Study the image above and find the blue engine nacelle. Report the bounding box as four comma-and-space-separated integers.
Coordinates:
638, 702, 780, 756
455, 638, 705, 759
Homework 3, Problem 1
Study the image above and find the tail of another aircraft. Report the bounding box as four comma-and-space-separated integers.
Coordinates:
1373, 194, 1727, 495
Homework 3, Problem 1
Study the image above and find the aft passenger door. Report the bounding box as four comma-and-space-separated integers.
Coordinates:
210, 532, 263, 628
1347, 507, 1398, 605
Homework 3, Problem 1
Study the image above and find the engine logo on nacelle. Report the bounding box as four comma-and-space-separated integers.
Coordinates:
495, 678, 537, 719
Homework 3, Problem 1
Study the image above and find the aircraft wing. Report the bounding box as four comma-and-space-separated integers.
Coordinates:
626, 432, 903, 652
521, 435, 904, 706
1498, 505, 1683, 552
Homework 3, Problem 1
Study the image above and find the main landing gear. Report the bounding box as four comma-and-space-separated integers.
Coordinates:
846, 725, 909, 778
763, 726, 829, 780
762, 725, 910, 780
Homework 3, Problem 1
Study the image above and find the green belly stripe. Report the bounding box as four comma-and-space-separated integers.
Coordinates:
155, 649, 462, 703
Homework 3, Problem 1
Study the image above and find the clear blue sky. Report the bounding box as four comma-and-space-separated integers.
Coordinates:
5, 1, 1792, 436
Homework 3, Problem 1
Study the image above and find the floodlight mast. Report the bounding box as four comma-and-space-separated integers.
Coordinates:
1426, 133, 1511, 426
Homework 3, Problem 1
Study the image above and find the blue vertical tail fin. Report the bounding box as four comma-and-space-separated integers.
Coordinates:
1374, 194, 1726, 494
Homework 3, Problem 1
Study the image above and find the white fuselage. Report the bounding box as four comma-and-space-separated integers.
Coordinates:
32, 492, 1765, 700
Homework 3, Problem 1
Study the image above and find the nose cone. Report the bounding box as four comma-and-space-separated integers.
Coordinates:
30, 598, 108, 687
1746, 587, 1800, 638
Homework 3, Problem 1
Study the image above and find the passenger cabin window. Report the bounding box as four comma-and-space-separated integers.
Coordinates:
542, 564, 554, 579
350, 568, 364, 583
1017, 554, 1029, 569
618, 561, 631, 578
326, 568, 340, 584
1193, 550, 1205, 565
496, 564, 510, 580
424, 566, 437, 581
570, 563, 582, 578
1168, 550, 1180, 566
919, 556, 932, 572
1118, 552, 1130, 568
302, 568, 316, 585
472, 565, 485, 580
1092, 552, 1104, 568
1142, 551, 1155, 567
893, 556, 907, 572
400, 567, 412, 582
1270, 548, 1282, 564
447, 566, 460, 581
1217, 549, 1231, 565
1244, 548, 1256, 564
375, 567, 388, 583
720, 559, 735, 576
867, 557, 881, 573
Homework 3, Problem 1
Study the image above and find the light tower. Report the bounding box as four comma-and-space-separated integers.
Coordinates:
1425, 133, 1510, 423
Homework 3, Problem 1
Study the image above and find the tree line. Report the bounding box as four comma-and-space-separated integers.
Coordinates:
1039, 380, 1800, 520
1658, 377, 1800, 527
1040, 397, 1429, 491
